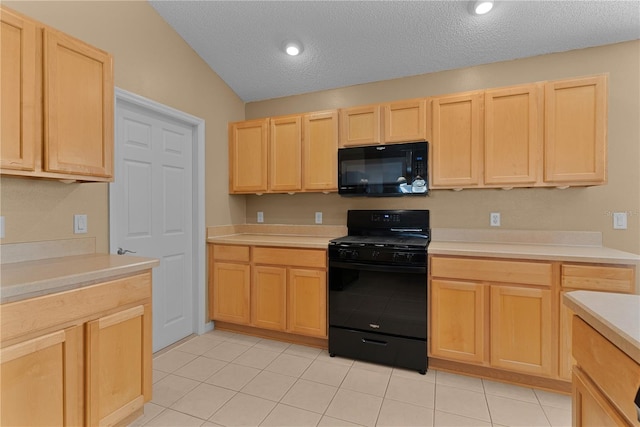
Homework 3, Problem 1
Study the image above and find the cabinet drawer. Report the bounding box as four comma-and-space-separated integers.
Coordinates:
431, 257, 552, 286
213, 245, 250, 262
253, 247, 326, 268
562, 264, 635, 293
573, 316, 640, 425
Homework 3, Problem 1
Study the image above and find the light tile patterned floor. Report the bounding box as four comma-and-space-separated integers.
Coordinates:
130, 329, 571, 427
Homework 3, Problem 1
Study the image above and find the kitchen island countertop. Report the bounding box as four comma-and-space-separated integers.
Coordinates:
564, 290, 640, 364
1, 254, 159, 304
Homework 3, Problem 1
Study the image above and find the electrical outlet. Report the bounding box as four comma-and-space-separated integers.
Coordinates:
257, 211, 264, 223
74, 214, 87, 234
0, 216, 5, 239
613, 212, 627, 229
490, 212, 501, 227
315, 212, 323, 224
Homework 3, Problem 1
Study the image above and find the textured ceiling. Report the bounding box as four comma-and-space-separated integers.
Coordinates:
149, 1, 640, 102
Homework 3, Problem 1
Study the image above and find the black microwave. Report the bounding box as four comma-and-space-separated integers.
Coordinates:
338, 142, 428, 196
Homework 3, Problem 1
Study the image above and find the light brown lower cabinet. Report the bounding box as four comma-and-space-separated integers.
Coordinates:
490, 285, 552, 376
559, 263, 635, 381
86, 304, 152, 426
430, 279, 486, 363
429, 256, 553, 378
287, 268, 326, 338
430, 255, 637, 390
0, 326, 83, 426
252, 265, 287, 331
0, 271, 153, 426
572, 368, 628, 426
209, 244, 327, 339
211, 261, 251, 324
572, 316, 640, 426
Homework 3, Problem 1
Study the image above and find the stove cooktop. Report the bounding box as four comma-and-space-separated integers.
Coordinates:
329, 234, 429, 249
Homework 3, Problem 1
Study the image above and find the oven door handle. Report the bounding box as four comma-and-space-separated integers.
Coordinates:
329, 260, 426, 274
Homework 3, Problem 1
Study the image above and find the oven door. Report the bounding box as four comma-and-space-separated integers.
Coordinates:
328, 260, 427, 339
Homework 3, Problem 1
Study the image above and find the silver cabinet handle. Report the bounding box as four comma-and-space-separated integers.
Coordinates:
117, 247, 136, 255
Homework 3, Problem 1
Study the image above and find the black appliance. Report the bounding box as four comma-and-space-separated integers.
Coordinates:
338, 142, 428, 197
328, 209, 430, 374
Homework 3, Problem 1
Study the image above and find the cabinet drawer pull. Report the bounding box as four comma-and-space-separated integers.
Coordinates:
362, 338, 387, 347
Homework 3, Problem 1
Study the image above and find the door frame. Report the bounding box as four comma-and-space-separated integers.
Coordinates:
109, 87, 211, 337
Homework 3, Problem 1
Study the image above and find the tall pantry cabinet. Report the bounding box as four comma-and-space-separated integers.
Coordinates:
0, 6, 113, 182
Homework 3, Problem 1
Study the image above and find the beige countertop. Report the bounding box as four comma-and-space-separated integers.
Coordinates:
207, 226, 640, 266
1, 254, 159, 304
428, 241, 640, 265
564, 291, 640, 364
207, 233, 334, 249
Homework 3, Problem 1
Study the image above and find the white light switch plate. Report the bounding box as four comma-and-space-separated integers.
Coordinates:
257, 211, 264, 223
0, 216, 5, 239
315, 212, 323, 224
613, 212, 627, 229
74, 214, 88, 234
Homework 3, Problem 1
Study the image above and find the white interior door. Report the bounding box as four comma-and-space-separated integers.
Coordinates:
111, 96, 195, 352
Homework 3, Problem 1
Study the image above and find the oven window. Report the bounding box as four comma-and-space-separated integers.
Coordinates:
329, 265, 427, 339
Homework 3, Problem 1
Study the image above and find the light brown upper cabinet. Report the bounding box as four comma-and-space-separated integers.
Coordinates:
339, 104, 382, 147
339, 100, 427, 148
383, 99, 428, 143
270, 115, 302, 192
0, 8, 37, 172
303, 110, 339, 191
430, 91, 484, 188
229, 110, 338, 194
544, 75, 607, 185
228, 118, 269, 193
0, 6, 114, 182
484, 84, 543, 186
44, 28, 113, 178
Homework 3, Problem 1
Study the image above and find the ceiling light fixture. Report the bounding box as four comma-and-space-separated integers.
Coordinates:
284, 41, 302, 56
473, 0, 494, 15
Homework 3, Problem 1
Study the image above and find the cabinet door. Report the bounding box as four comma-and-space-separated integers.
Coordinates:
288, 268, 327, 338
339, 105, 381, 147
430, 279, 486, 363
229, 119, 269, 193
1, 326, 83, 426
270, 115, 302, 192
211, 261, 251, 324
43, 28, 113, 178
430, 92, 483, 188
383, 99, 427, 143
303, 110, 338, 191
573, 368, 628, 427
544, 75, 607, 184
0, 8, 37, 172
484, 84, 542, 186
252, 265, 287, 331
86, 304, 151, 426
490, 285, 553, 376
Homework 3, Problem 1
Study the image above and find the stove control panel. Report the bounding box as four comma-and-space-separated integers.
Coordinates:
330, 243, 426, 266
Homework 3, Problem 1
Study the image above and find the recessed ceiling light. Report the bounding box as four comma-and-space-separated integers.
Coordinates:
473, 0, 494, 15
284, 42, 302, 56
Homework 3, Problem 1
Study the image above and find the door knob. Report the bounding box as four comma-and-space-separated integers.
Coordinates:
117, 247, 136, 255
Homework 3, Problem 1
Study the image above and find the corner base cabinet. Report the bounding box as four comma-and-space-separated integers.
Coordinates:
0, 271, 153, 426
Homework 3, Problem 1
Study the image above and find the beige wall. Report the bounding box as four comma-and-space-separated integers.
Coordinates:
0, 1, 246, 252
245, 41, 640, 255
1, 3, 638, 256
